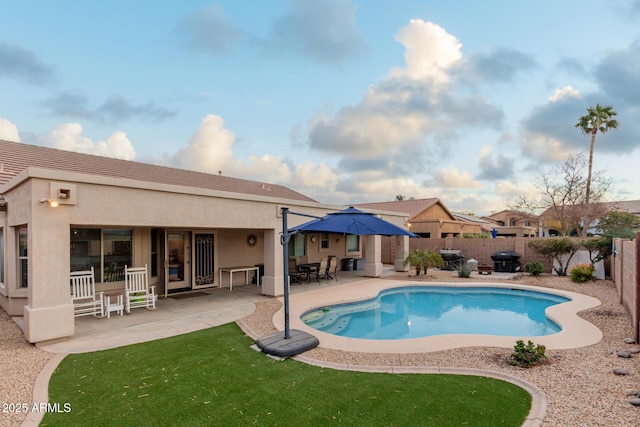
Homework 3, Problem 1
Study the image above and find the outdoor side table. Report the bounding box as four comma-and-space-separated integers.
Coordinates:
103, 293, 124, 318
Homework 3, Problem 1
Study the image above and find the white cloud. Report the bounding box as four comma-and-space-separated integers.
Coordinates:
389, 20, 462, 85
164, 115, 342, 197
307, 19, 500, 168
171, 114, 241, 174
39, 123, 136, 160
548, 86, 581, 102
433, 165, 482, 188
494, 180, 539, 201
520, 130, 572, 162
0, 117, 20, 142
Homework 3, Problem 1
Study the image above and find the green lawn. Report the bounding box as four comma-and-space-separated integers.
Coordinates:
42, 323, 530, 426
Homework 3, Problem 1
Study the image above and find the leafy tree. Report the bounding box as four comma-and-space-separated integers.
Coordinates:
395, 195, 405, 201
528, 238, 580, 276
581, 210, 640, 265
595, 209, 640, 238
575, 104, 619, 237
581, 237, 612, 265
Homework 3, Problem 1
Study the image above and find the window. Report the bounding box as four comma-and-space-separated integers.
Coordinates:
288, 233, 306, 257
0, 228, 4, 285
346, 234, 360, 253
524, 220, 532, 227
320, 233, 330, 250
18, 226, 28, 288
70, 228, 132, 282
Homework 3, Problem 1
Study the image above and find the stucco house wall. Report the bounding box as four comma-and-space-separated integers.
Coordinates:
0, 148, 410, 344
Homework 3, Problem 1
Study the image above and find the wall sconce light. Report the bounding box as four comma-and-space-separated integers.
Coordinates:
40, 198, 59, 208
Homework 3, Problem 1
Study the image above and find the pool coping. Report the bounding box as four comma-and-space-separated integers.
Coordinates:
274, 279, 603, 353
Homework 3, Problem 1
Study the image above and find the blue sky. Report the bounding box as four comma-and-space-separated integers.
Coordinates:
2, 0, 640, 215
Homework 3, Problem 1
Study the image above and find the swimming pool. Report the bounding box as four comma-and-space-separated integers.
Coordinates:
301, 286, 570, 340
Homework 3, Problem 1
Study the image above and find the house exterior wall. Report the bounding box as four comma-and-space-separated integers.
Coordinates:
414, 204, 451, 220
0, 168, 409, 344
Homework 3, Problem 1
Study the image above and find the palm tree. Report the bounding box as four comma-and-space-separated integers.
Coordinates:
575, 104, 618, 236
404, 249, 444, 275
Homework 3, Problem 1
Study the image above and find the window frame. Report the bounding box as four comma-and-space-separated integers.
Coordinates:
70, 227, 133, 283
319, 233, 330, 252
17, 225, 28, 289
346, 234, 360, 254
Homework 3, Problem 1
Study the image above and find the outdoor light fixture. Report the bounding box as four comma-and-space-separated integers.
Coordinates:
40, 198, 59, 208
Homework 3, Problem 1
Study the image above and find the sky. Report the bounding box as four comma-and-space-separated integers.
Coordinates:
1, 0, 640, 216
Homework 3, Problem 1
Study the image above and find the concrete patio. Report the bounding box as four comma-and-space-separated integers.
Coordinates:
33, 265, 388, 354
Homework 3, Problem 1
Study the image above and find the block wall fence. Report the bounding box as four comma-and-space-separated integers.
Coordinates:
380, 236, 553, 271
612, 235, 640, 342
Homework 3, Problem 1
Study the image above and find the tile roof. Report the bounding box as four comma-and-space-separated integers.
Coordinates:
452, 213, 492, 223
354, 198, 442, 219
0, 140, 316, 202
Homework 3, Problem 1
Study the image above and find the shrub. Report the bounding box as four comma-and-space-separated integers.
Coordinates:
570, 263, 595, 283
456, 263, 471, 278
527, 238, 580, 276
524, 261, 544, 276
508, 340, 547, 368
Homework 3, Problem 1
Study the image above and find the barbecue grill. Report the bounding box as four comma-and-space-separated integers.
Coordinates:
491, 250, 521, 273
439, 249, 464, 270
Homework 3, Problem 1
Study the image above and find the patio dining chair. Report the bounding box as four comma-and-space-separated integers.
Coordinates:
288, 256, 307, 284
316, 258, 330, 284
327, 256, 338, 282
70, 267, 104, 317
124, 264, 156, 313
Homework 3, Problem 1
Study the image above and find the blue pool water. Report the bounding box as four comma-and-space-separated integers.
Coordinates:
301, 286, 570, 340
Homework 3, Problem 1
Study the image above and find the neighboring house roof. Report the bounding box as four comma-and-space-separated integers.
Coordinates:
452, 213, 496, 232
0, 140, 316, 202
603, 200, 640, 215
451, 213, 492, 224
354, 198, 451, 220
540, 199, 640, 221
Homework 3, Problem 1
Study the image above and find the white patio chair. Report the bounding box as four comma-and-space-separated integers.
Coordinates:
124, 264, 156, 313
70, 267, 104, 317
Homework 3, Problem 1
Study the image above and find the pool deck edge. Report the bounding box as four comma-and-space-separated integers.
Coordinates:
275, 279, 603, 354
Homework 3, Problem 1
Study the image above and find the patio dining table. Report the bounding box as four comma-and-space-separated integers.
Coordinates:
297, 262, 320, 283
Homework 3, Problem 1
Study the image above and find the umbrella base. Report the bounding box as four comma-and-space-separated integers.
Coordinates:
256, 329, 319, 357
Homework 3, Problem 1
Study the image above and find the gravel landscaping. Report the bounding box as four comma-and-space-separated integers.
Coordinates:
2, 271, 639, 426
0, 311, 54, 427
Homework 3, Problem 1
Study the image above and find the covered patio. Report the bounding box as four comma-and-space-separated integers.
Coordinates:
31, 265, 392, 354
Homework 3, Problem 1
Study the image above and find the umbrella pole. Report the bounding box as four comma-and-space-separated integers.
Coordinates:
282, 207, 291, 339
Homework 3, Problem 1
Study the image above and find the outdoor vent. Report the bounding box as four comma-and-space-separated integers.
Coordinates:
58, 189, 71, 199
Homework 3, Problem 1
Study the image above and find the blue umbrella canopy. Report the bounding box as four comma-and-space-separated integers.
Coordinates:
289, 207, 418, 237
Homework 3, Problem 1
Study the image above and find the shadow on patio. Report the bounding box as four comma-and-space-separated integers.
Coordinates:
34, 265, 399, 354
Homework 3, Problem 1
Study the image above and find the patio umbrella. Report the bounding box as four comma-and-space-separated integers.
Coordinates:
257, 207, 416, 358
289, 206, 418, 237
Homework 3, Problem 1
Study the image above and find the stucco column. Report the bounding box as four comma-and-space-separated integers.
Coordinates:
394, 235, 410, 272
24, 213, 74, 343
261, 228, 284, 297
364, 235, 383, 277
